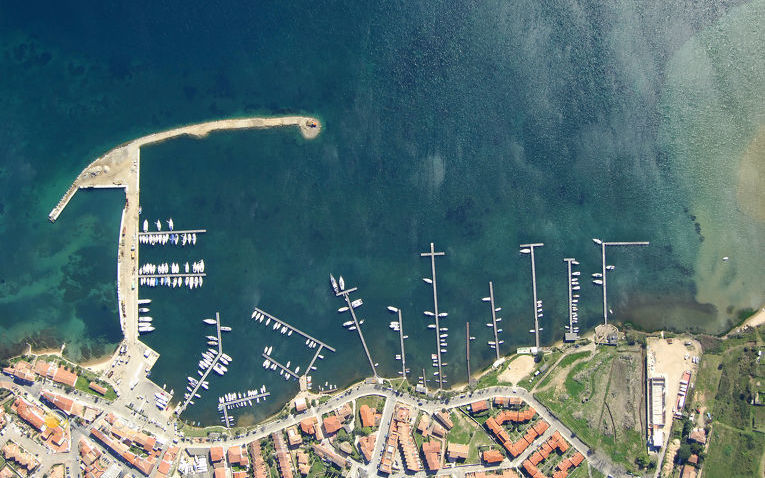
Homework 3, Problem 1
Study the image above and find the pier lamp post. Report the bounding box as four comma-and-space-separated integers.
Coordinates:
387, 306, 408, 379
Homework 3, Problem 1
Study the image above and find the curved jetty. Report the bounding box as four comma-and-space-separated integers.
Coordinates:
48, 115, 322, 360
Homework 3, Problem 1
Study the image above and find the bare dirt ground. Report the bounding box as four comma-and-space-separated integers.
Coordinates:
647, 337, 702, 426
497, 355, 535, 385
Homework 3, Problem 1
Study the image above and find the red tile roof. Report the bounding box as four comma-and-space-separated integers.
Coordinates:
360, 404, 376, 428
210, 446, 224, 463
323, 415, 342, 434
89, 382, 107, 395
482, 449, 504, 464
470, 400, 489, 413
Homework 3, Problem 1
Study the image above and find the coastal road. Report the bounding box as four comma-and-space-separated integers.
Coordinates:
205, 382, 624, 477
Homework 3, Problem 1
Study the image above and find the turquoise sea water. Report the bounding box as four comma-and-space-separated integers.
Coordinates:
0, 1, 762, 425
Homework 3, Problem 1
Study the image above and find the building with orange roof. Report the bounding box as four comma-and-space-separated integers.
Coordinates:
32, 361, 78, 388
569, 452, 584, 466
296, 449, 310, 476
359, 404, 377, 428
431, 423, 447, 438
494, 396, 509, 407
2, 361, 35, 383
533, 419, 549, 435
482, 449, 504, 464
422, 441, 441, 471
417, 414, 431, 436
447, 442, 469, 461
434, 411, 453, 429
522, 460, 539, 476
379, 426, 398, 473
248, 441, 268, 478
358, 434, 376, 462
2, 441, 40, 473
41, 391, 74, 415
470, 400, 489, 414
227, 445, 249, 468
286, 426, 302, 447
232, 471, 247, 478
312, 443, 348, 470
397, 422, 422, 472
337, 403, 353, 422
323, 415, 343, 435
210, 446, 224, 463
13, 398, 46, 432
528, 451, 544, 466
213, 467, 226, 478
299, 417, 316, 436
272, 432, 294, 478
89, 382, 107, 395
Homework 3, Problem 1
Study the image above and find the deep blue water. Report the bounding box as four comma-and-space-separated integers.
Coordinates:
0, 1, 762, 425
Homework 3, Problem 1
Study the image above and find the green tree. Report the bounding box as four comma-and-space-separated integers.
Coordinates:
676, 443, 691, 464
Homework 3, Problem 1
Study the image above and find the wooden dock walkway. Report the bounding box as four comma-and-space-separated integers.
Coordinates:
487, 281, 501, 360
176, 312, 224, 415
262, 353, 300, 380
596, 240, 649, 326
336, 282, 377, 377
520, 243, 543, 349
138, 229, 207, 236
137, 273, 207, 278
252, 307, 336, 352
563, 258, 579, 341
421, 242, 446, 389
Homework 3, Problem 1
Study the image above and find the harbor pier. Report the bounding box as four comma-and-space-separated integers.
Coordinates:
593, 240, 650, 326
520, 243, 544, 349
485, 281, 502, 360
563, 258, 580, 342
252, 307, 336, 353
262, 352, 301, 380
176, 312, 225, 415
421, 242, 447, 389
335, 280, 377, 377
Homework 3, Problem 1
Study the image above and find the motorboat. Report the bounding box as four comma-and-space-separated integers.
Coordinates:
338, 306, 349, 313
143, 219, 148, 232
203, 318, 216, 325
330, 274, 339, 294
338, 276, 345, 290
423, 277, 433, 284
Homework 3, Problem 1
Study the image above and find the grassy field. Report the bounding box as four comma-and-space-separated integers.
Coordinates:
691, 353, 722, 412
75, 375, 117, 401
436, 410, 495, 464
354, 395, 385, 430
535, 350, 591, 390
524, 351, 563, 387
704, 424, 765, 478
713, 346, 759, 429
536, 346, 645, 473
